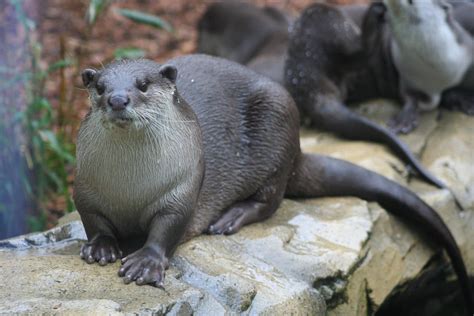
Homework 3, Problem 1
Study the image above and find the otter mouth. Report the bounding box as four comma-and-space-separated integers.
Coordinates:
104, 111, 135, 128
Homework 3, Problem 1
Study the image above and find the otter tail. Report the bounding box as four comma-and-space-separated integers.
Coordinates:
309, 101, 445, 189
285, 153, 473, 314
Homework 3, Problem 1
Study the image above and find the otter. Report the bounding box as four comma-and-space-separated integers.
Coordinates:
197, 1, 290, 85
197, 2, 448, 189
75, 56, 473, 313
286, 1, 474, 135
285, 3, 447, 189
435, 0, 474, 116
197, 2, 370, 86
381, 0, 474, 132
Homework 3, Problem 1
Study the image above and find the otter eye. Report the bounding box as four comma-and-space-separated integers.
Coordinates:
136, 80, 148, 93
96, 82, 105, 96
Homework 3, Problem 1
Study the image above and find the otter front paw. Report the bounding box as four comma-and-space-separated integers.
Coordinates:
80, 234, 122, 266
118, 246, 168, 286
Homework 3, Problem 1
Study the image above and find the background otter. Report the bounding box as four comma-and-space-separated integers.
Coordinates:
381, 0, 474, 132
76, 55, 472, 313
285, 2, 447, 189
196, 1, 368, 86
197, 1, 290, 85
197, 1, 447, 189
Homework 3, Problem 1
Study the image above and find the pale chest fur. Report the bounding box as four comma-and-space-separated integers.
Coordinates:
76, 114, 195, 234
391, 10, 471, 99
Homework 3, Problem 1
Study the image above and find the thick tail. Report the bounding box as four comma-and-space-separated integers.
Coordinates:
308, 100, 445, 188
285, 153, 473, 314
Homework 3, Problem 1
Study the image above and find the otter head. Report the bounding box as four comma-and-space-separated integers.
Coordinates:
383, 0, 450, 23
82, 59, 178, 129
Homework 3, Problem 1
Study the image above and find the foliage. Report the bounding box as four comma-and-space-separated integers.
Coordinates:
86, 0, 112, 25
117, 8, 173, 32
114, 47, 146, 59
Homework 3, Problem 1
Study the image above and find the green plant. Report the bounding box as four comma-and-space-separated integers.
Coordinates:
117, 8, 173, 32
114, 47, 146, 59
25, 46, 76, 230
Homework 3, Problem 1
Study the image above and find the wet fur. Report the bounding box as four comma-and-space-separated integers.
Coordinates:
284, 3, 444, 188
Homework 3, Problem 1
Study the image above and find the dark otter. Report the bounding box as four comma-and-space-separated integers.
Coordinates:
75, 55, 472, 314
197, 1, 290, 85
286, 1, 474, 133
197, 2, 447, 189
285, 2, 447, 189
437, 0, 474, 116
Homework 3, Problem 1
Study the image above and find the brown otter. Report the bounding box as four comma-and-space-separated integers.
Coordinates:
75, 55, 472, 313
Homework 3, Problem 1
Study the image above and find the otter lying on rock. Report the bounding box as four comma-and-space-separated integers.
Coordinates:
75, 55, 473, 313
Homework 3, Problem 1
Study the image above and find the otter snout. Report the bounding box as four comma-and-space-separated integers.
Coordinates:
108, 93, 130, 112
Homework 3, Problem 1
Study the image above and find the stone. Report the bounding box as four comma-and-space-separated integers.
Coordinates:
1, 102, 472, 315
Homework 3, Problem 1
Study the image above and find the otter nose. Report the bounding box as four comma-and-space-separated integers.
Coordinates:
108, 93, 130, 111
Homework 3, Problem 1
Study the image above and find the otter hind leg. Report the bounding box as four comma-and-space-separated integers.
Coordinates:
207, 200, 270, 235
388, 97, 419, 134
208, 174, 288, 235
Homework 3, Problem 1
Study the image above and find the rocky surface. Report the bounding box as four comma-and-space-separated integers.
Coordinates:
1, 103, 473, 315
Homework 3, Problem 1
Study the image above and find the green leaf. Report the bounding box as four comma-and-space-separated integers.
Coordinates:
117, 9, 173, 32
47, 58, 74, 73
114, 47, 146, 59
38, 130, 75, 163
87, 0, 111, 25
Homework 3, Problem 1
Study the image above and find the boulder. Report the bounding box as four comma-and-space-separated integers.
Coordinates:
1, 103, 472, 315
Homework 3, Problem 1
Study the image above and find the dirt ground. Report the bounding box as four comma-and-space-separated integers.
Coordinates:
36, 0, 366, 226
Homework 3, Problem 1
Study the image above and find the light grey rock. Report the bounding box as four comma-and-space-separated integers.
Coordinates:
422, 112, 474, 210
0, 102, 472, 315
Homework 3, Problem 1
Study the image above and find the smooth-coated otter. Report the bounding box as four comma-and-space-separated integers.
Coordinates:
285, 2, 446, 189
382, 0, 474, 132
75, 55, 472, 313
285, 1, 474, 137
197, 1, 290, 85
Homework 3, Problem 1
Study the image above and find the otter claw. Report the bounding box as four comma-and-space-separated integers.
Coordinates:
118, 246, 168, 286
80, 235, 121, 266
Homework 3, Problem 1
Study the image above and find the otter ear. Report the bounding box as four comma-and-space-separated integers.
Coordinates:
159, 64, 177, 84
82, 69, 97, 87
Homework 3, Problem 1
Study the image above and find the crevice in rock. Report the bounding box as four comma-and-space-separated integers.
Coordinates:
400, 240, 417, 260
375, 253, 468, 316
313, 272, 348, 308
365, 279, 376, 316
315, 247, 370, 309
